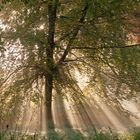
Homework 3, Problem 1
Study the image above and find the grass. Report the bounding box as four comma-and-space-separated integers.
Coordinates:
0, 128, 140, 140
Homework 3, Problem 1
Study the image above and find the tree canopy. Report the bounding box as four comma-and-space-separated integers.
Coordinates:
0, 0, 140, 131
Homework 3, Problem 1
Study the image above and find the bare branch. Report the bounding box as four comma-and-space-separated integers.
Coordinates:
71, 43, 140, 50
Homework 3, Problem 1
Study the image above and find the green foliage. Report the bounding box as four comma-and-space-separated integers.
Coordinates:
0, 0, 140, 130
1, 129, 140, 140
133, 130, 140, 140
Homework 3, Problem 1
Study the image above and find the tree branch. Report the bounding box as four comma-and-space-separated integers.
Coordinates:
71, 43, 140, 50
57, 3, 88, 66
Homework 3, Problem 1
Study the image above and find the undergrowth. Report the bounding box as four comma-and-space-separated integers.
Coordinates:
0, 128, 140, 140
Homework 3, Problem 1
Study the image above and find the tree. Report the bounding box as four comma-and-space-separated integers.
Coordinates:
0, 0, 140, 132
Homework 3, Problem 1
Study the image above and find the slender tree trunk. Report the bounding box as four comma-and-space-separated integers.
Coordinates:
44, 0, 58, 131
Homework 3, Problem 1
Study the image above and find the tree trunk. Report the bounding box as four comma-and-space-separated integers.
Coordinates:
44, 41, 55, 131
44, 74, 54, 130
44, 0, 58, 131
